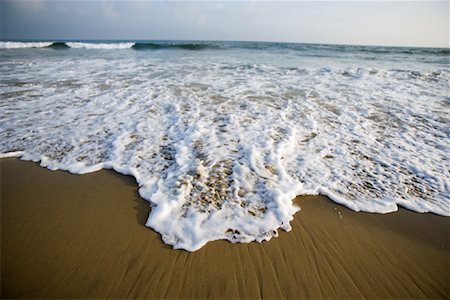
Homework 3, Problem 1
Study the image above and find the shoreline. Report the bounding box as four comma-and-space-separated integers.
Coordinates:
1, 158, 449, 298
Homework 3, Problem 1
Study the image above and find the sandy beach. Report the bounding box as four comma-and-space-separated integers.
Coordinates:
1, 158, 448, 299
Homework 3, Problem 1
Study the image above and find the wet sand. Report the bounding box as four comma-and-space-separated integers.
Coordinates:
1, 158, 449, 299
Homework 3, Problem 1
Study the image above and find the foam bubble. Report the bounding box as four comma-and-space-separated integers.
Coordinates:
0, 41, 53, 49
0, 46, 448, 251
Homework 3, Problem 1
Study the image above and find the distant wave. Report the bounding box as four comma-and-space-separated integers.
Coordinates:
0, 41, 219, 51
0, 41, 54, 49
347, 45, 450, 56
132, 42, 220, 50
65, 42, 135, 49
1, 41, 449, 56
47, 42, 70, 49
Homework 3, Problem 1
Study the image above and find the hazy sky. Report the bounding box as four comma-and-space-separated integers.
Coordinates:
1, 0, 449, 47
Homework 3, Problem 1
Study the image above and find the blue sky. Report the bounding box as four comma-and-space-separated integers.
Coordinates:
1, 1, 448, 47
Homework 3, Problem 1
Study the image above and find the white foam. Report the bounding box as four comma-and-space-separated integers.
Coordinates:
66, 42, 135, 49
0, 49, 449, 251
0, 41, 53, 49
0, 151, 24, 158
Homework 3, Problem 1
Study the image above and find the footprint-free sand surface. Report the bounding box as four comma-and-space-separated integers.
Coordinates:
1, 158, 448, 299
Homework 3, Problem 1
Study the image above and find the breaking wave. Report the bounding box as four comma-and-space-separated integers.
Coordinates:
0, 41, 54, 49
65, 42, 135, 49
1, 41, 449, 56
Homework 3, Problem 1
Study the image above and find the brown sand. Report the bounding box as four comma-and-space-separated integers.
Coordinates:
1, 158, 449, 299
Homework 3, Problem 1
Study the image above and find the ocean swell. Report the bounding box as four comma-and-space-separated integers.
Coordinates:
2, 41, 449, 57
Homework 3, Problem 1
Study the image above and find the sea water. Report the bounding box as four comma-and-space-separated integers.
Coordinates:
1, 40, 449, 251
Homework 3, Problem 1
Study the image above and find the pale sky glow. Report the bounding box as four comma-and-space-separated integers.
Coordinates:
1, 0, 449, 48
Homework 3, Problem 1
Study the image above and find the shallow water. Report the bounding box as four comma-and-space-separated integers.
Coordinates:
1, 40, 449, 251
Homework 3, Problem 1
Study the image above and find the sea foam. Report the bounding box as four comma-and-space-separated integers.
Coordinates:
65, 42, 135, 49
1, 44, 449, 251
0, 41, 54, 49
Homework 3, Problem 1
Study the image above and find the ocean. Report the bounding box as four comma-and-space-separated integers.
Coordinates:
0, 40, 448, 251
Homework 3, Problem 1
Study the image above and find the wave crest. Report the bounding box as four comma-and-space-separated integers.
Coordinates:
65, 42, 135, 49
0, 41, 54, 49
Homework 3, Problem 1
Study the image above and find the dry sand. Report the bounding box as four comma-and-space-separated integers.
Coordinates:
1, 158, 449, 299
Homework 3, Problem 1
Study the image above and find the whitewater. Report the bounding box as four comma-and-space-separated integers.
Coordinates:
1, 41, 449, 251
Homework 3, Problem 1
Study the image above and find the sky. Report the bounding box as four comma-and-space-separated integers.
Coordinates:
1, 0, 449, 48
